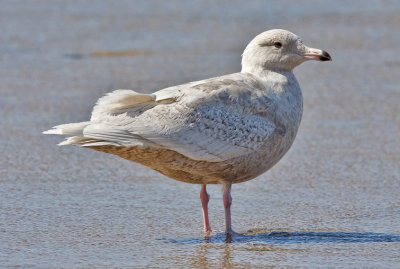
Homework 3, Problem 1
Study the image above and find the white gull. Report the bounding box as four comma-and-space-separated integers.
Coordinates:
44, 29, 331, 236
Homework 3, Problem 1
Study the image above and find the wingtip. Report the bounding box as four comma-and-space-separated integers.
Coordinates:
43, 129, 62, 135
57, 140, 69, 146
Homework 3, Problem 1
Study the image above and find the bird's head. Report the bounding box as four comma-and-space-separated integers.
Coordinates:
241, 29, 331, 74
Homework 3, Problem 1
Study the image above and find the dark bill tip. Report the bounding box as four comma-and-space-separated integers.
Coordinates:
319, 50, 332, 61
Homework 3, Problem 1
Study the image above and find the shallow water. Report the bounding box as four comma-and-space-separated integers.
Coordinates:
1, 0, 400, 267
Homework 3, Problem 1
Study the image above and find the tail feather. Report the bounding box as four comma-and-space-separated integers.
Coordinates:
57, 136, 122, 147
43, 122, 90, 136
58, 136, 96, 146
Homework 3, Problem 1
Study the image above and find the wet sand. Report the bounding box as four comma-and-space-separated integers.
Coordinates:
1, 0, 400, 267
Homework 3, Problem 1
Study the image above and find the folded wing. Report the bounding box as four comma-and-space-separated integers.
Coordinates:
46, 73, 278, 162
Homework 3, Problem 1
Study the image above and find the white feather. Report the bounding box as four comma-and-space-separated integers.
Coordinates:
43, 122, 90, 135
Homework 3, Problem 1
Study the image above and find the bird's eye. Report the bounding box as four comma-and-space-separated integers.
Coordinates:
274, 42, 282, 49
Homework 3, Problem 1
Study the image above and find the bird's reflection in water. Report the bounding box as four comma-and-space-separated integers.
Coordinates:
222, 243, 233, 268
190, 242, 212, 268
190, 238, 236, 268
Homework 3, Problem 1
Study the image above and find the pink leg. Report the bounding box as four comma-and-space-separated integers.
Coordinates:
223, 182, 234, 235
200, 184, 212, 233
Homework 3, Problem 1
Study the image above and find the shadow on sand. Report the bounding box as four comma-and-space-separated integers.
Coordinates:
160, 228, 400, 244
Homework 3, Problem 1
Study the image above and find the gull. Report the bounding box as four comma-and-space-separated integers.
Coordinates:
44, 29, 331, 236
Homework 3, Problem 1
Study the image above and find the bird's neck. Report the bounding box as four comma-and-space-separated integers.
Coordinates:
241, 67, 295, 86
